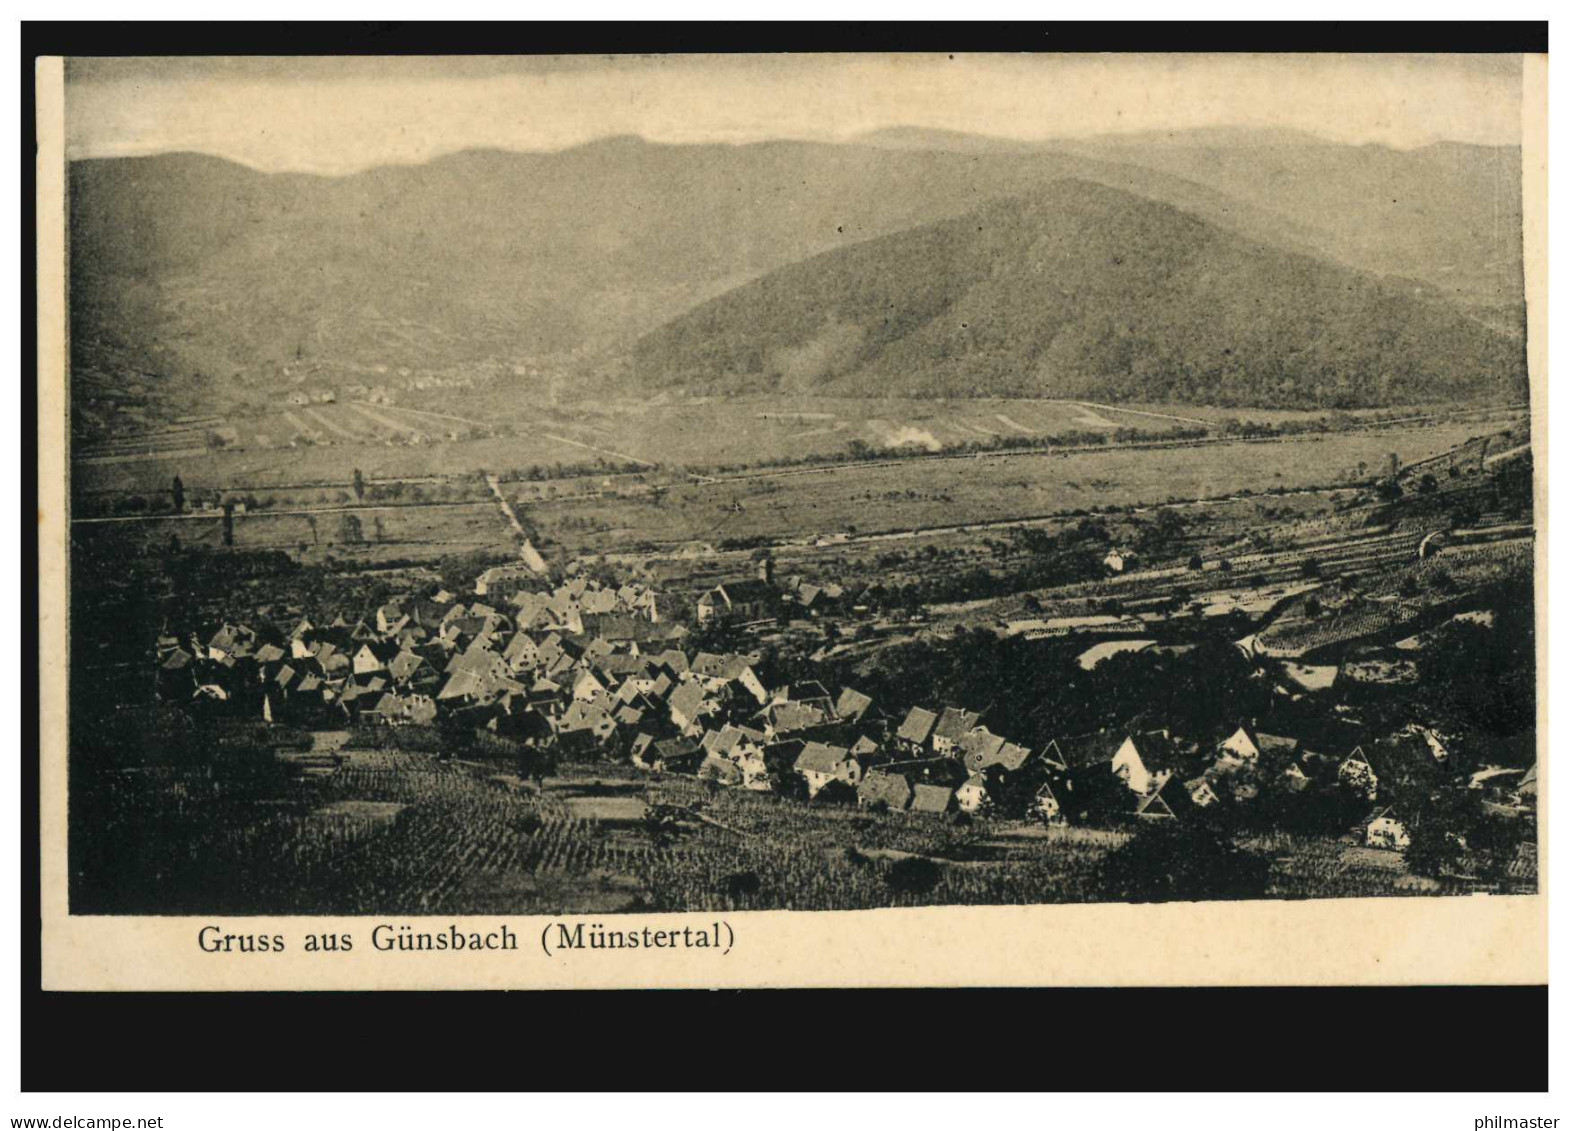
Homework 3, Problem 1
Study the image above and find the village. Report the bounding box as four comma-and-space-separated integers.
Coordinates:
151, 531, 1539, 871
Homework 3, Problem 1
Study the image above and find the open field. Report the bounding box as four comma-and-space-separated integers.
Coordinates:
73, 396, 1527, 499
517, 421, 1499, 555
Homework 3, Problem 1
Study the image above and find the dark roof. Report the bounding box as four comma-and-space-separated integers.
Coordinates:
699, 754, 744, 784
388, 651, 424, 681
667, 682, 710, 723
834, 687, 873, 722
1055, 734, 1117, 770
858, 771, 913, 810
934, 707, 981, 742
771, 701, 828, 734
910, 784, 955, 813
959, 727, 1006, 766
897, 706, 939, 744
652, 737, 703, 765
795, 742, 851, 775
714, 579, 774, 605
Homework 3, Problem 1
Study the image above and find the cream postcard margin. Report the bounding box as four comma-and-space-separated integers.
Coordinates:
35, 54, 1549, 991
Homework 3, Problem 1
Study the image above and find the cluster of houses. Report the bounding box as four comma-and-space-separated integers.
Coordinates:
153, 558, 1537, 852
154, 564, 676, 740
694, 559, 845, 625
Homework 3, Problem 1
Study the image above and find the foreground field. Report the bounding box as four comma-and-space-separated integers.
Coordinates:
70, 752, 1519, 916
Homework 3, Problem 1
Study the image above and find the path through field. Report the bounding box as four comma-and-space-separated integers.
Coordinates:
1026, 399, 1214, 428
484, 472, 528, 540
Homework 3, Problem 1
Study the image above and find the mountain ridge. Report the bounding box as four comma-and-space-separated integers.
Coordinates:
67, 131, 1525, 419
631, 178, 1527, 408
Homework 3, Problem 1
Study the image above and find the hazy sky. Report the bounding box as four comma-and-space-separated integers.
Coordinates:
65, 53, 1526, 174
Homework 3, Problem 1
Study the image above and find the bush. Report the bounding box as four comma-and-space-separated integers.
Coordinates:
885, 856, 942, 895
1094, 822, 1269, 903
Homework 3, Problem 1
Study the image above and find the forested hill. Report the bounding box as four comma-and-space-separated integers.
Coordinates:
69, 131, 1523, 418
631, 179, 1528, 409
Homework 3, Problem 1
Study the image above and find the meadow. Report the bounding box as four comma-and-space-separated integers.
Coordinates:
519, 421, 1497, 555
78, 396, 1520, 499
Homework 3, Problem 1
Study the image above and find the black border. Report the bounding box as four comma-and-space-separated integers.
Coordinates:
20, 20, 1554, 57
25, 21, 1548, 1095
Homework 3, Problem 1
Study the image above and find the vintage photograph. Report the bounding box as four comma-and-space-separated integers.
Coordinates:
58, 52, 1538, 920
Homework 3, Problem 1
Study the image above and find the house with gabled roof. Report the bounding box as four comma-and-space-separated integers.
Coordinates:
207, 623, 257, 662
1134, 775, 1189, 820
1337, 745, 1378, 801
763, 699, 829, 737
910, 783, 956, 816
668, 681, 715, 736
352, 642, 390, 677
858, 770, 914, 811
649, 736, 704, 773
558, 699, 618, 743
955, 772, 993, 814
157, 648, 198, 700
698, 751, 745, 786
1111, 731, 1185, 796
387, 650, 425, 685
502, 632, 541, 672
572, 669, 609, 703
834, 687, 873, 723
1032, 778, 1064, 824
629, 733, 657, 769
695, 578, 776, 625
650, 648, 689, 675
364, 692, 408, 725
932, 707, 982, 755
1365, 805, 1411, 850
793, 741, 862, 797
1217, 724, 1301, 764
896, 706, 939, 752
849, 734, 881, 762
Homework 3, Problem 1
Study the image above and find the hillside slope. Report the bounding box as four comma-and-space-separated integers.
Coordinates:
632, 179, 1527, 408
68, 132, 1524, 421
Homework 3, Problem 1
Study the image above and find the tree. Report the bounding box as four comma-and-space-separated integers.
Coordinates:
171, 475, 185, 514
1419, 473, 1439, 494
1095, 821, 1269, 903
1187, 554, 1204, 571
339, 514, 365, 544
352, 468, 366, 502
